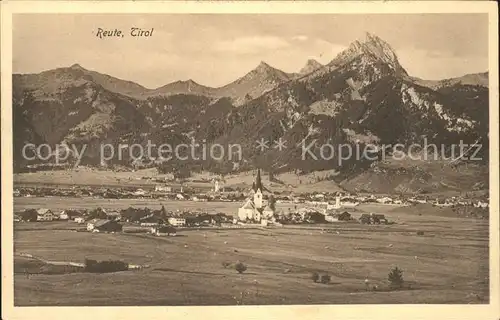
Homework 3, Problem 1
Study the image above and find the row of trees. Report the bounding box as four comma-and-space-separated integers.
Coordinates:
17, 209, 38, 222
84, 259, 128, 273
310, 267, 405, 289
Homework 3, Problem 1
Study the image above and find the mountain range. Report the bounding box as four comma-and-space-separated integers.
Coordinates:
13, 32, 489, 194
16, 59, 309, 105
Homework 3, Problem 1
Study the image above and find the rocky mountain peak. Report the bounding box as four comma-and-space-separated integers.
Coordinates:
239, 61, 290, 83
69, 63, 85, 70
329, 32, 407, 75
299, 59, 323, 74
361, 32, 404, 72
254, 61, 274, 73
169, 79, 200, 87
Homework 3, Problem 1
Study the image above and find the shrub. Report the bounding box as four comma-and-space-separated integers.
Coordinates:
416, 231, 425, 236
234, 262, 247, 274
311, 272, 319, 283
388, 266, 404, 289
320, 274, 331, 284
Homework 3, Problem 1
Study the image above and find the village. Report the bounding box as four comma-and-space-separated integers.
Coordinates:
13, 168, 490, 209
13, 169, 491, 306
14, 169, 490, 236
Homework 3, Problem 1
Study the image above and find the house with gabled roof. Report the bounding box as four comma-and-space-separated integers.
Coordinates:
36, 208, 55, 221
87, 219, 122, 232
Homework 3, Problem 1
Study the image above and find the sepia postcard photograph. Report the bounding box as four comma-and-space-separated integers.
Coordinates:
1, 1, 499, 320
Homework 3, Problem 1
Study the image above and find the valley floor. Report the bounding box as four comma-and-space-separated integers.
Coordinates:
13, 200, 489, 305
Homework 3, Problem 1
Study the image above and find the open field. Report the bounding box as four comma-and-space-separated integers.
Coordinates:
13, 201, 489, 305
14, 168, 342, 193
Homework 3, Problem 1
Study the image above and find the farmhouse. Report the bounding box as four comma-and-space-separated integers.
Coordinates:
106, 211, 122, 221
87, 219, 123, 232
36, 208, 55, 221
133, 189, 146, 196
325, 211, 352, 222
176, 193, 185, 200
474, 200, 489, 208
155, 185, 172, 192
89, 207, 108, 219
359, 213, 388, 224
324, 213, 335, 223
377, 197, 394, 204
237, 169, 275, 223
302, 210, 325, 223
192, 196, 209, 202
338, 211, 352, 221
58, 211, 69, 220
140, 214, 163, 226
182, 214, 206, 226
167, 217, 186, 227
59, 209, 83, 220
74, 217, 86, 224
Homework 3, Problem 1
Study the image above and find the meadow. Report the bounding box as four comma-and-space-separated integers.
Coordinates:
13, 168, 344, 194
13, 198, 489, 305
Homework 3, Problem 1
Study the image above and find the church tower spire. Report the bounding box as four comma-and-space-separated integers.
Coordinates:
253, 168, 263, 192
253, 169, 263, 209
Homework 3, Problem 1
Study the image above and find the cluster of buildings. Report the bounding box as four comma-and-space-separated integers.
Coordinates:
14, 186, 171, 199
14, 208, 84, 222
14, 171, 489, 212
86, 219, 123, 233
293, 193, 489, 209
15, 205, 234, 231
13, 185, 246, 202
237, 169, 275, 223
14, 169, 489, 229
234, 170, 361, 225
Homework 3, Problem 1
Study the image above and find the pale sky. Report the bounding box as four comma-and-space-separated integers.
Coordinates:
13, 14, 488, 88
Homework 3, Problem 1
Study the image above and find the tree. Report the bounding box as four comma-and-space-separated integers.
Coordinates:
311, 272, 319, 283
120, 207, 150, 222
84, 258, 128, 273
269, 195, 276, 211
19, 209, 38, 222
388, 266, 404, 289
320, 274, 331, 284
234, 262, 247, 274
161, 205, 167, 215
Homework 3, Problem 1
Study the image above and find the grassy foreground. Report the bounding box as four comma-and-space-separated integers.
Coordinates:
14, 202, 489, 305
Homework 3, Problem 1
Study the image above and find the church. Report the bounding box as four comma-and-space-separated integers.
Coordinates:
237, 169, 275, 222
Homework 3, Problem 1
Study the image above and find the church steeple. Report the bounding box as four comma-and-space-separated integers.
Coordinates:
253, 169, 263, 209
253, 169, 263, 192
